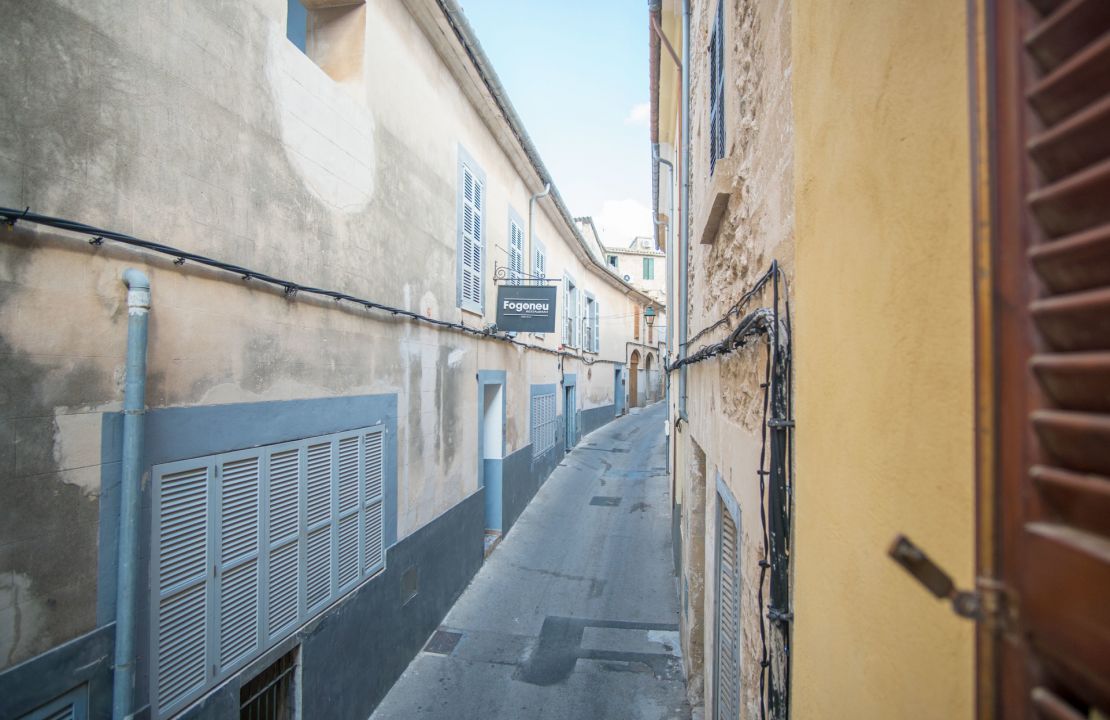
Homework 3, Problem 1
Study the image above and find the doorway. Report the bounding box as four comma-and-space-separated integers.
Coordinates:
477, 371, 505, 533
563, 373, 577, 451
629, 349, 641, 408
614, 366, 624, 416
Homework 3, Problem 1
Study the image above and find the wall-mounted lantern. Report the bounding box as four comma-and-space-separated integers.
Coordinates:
644, 305, 656, 330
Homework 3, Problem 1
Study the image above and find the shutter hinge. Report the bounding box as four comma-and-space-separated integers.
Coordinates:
887, 535, 1017, 630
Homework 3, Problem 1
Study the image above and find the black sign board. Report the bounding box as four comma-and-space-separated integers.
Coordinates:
495, 285, 558, 333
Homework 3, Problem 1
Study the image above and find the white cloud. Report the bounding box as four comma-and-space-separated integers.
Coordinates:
594, 199, 654, 248
624, 102, 650, 126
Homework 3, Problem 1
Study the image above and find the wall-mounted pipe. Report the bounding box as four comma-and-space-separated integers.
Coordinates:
678, 0, 690, 419
528, 183, 551, 276
113, 268, 150, 720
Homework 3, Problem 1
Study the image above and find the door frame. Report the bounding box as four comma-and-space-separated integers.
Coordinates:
477, 370, 506, 532
563, 372, 577, 450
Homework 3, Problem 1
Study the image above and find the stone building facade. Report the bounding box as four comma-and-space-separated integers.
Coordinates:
0, 1, 659, 718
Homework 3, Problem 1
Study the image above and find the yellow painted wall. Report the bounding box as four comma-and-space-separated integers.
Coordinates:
791, 0, 975, 717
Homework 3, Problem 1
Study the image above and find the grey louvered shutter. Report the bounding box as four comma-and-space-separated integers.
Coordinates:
534, 242, 546, 281
716, 503, 741, 720
18, 684, 89, 720
216, 452, 262, 672
153, 460, 212, 716
336, 434, 361, 590
362, 428, 385, 575
265, 444, 301, 639
509, 220, 524, 284
304, 440, 333, 611
460, 166, 483, 311
593, 301, 600, 352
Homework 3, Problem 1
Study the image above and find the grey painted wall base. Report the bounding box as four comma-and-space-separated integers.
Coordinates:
0, 624, 114, 720
501, 434, 564, 536
579, 403, 616, 438
672, 502, 683, 579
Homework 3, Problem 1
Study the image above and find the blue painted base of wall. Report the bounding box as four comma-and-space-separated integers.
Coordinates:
1, 490, 484, 720
579, 403, 617, 438
501, 434, 564, 536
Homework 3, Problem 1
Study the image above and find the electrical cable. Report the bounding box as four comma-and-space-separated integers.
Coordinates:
0, 206, 621, 366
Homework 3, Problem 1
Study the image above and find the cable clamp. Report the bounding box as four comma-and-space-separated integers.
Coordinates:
768, 418, 794, 428
173, 257, 186, 266
89, 236, 104, 246
4, 206, 29, 227
758, 560, 771, 568
767, 607, 794, 623
760, 660, 771, 669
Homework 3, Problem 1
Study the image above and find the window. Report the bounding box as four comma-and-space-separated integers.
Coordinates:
643, 257, 655, 280
150, 427, 387, 718
583, 294, 598, 352
607, 255, 618, 268
716, 488, 741, 720
508, 215, 524, 285
285, 1, 366, 83
563, 275, 578, 346
457, 150, 485, 313
531, 386, 557, 459
239, 648, 298, 720
708, 0, 725, 173
590, 297, 600, 352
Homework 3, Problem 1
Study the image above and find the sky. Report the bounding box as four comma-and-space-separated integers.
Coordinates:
457, 0, 654, 248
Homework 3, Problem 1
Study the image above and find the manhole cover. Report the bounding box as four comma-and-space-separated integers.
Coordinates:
590, 496, 621, 507
424, 629, 463, 655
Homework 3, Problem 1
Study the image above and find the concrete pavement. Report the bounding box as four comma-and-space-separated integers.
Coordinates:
370, 401, 689, 720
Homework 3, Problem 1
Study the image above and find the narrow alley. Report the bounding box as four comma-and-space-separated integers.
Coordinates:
372, 401, 689, 720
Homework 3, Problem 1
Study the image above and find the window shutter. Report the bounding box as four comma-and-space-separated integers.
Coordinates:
216, 453, 262, 672
460, 165, 483, 311
336, 435, 360, 590
304, 441, 333, 611
265, 445, 300, 638
153, 461, 212, 715
535, 242, 546, 280
992, 1, 1110, 714
363, 428, 385, 574
716, 502, 741, 720
593, 301, 600, 352
563, 280, 571, 345
509, 220, 524, 284
19, 684, 89, 720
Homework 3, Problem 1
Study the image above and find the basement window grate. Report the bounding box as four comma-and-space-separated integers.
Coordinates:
239, 649, 298, 720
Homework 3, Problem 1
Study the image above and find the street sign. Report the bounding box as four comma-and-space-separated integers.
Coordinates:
495, 285, 557, 333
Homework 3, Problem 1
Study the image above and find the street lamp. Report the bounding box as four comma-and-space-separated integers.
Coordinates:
644, 305, 656, 330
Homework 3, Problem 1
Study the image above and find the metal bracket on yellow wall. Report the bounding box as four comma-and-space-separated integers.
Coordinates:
888, 535, 1017, 629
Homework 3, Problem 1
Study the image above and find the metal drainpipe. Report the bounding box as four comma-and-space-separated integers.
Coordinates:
114, 268, 150, 720
679, 0, 690, 420
528, 183, 551, 276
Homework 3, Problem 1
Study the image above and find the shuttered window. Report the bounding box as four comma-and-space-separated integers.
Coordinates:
708, 0, 725, 174
534, 239, 546, 281
18, 684, 88, 720
715, 496, 741, 720
509, 218, 524, 285
991, 1, 1110, 714
592, 300, 600, 353
458, 155, 484, 313
643, 257, 655, 280
151, 426, 387, 719
531, 387, 557, 459
563, 276, 577, 347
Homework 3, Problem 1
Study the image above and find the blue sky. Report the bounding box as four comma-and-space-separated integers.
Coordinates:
458, 0, 653, 247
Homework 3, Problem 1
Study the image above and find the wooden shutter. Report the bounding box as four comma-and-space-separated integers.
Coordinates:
216, 452, 262, 671
336, 434, 361, 590
304, 440, 333, 611
153, 461, 211, 716
990, 1, 1110, 714
265, 444, 301, 639
460, 165, 483, 311
363, 428, 385, 574
716, 499, 741, 720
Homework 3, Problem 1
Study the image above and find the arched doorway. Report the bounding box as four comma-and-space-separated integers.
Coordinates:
644, 353, 654, 403
629, 349, 640, 408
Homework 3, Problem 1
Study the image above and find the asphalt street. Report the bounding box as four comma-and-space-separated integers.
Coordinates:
371, 401, 689, 720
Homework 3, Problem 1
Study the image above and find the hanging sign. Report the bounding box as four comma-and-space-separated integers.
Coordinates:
495, 284, 558, 333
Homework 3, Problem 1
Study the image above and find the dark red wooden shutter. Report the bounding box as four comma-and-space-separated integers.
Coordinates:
993, 0, 1110, 715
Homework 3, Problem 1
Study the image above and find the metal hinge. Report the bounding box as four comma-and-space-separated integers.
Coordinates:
888, 535, 1017, 630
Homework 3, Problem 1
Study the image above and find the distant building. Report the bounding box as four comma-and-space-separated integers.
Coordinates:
602, 237, 666, 304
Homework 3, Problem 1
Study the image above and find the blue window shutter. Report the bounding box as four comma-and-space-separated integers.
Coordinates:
152, 460, 212, 717
362, 428, 385, 574
265, 444, 301, 639
18, 684, 89, 720
509, 219, 524, 284
304, 440, 333, 611
336, 434, 361, 590
216, 452, 262, 672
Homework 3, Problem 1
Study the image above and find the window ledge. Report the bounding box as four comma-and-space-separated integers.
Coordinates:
697, 155, 739, 245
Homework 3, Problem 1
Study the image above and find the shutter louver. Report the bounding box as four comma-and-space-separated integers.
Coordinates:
716, 504, 741, 720
154, 463, 211, 715
266, 446, 300, 637
363, 430, 385, 573
460, 165, 483, 310
998, 1, 1110, 713
305, 442, 333, 610
217, 455, 261, 670
510, 220, 524, 284
336, 435, 360, 589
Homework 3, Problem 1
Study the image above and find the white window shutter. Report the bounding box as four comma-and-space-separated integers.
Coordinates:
594, 302, 601, 352
363, 429, 385, 574
266, 445, 301, 639
509, 220, 524, 284
217, 453, 262, 671
460, 166, 483, 310
304, 441, 333, 611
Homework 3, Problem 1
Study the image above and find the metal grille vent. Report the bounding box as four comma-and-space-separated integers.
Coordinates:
239, 649, 298, 720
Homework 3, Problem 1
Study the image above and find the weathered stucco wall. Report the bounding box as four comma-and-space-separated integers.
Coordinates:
791, 0, 975, 717
660, 0, 794, 713
0, 0, 642, 670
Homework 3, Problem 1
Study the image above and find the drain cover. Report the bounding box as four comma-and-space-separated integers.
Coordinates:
590, 496, 621, 507
424, 629, 463, 655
